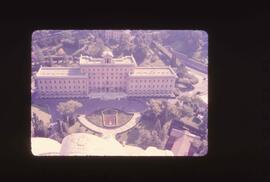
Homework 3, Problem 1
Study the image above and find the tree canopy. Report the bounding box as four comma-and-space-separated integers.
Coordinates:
57, 100, 83, 116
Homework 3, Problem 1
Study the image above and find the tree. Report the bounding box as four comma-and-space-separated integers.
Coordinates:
133, 40, 147, 64
56, 100, 83, 125
181, 105, 194, 117
175, 63, 188, 78
127, 128, 140, 144
151, 130, 162, 149
135, 129, 153, 149
153, 118, 162, 134
146, 99, 163, 119
160, 120, 171, 141
34, 119, 46, 137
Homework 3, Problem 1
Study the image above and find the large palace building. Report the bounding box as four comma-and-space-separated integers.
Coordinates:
34, 51, 177, 99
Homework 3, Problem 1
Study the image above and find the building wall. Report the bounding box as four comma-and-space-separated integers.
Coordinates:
35, 56, 176, 98
127, 76, 175, 97
36, 77, 88, 98
80, 65, 135, 92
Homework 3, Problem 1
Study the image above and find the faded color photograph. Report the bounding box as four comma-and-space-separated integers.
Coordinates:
31, 30, 208, 156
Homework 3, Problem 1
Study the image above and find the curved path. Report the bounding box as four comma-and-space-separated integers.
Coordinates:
78, 112, 141, 138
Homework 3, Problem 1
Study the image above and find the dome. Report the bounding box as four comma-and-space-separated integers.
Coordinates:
31, 137, 61, 156
60, 133, 127, 156
102, 50, 113, 58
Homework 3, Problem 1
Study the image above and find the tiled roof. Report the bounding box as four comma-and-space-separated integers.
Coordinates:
36, 67, 87, 78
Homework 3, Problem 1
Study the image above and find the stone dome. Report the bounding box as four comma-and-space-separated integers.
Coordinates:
31, 137, 61, 156
102, 50, 113, 58
60, 133, 127, 156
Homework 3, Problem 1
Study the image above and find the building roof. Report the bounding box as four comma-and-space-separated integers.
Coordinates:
171, 134, 192, 156
129, 67, 177, 77
79, 55, 136, 66
36, 67, 88, 78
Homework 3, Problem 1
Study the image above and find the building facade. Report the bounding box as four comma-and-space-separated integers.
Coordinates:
34, 51, 177, 98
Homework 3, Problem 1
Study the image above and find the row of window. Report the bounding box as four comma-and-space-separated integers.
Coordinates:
40, 86, 86, 90
40, 91, 87, 95
89, 87, 125, 90
82, 68, 131, 72
129, 90, 171, 94
89, 81, 124, 85
39, 80, 86, 84
129, 85, 173, 89
89, 72, 128, 76
89, 76, 127, 80
131, 79, 174, 83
